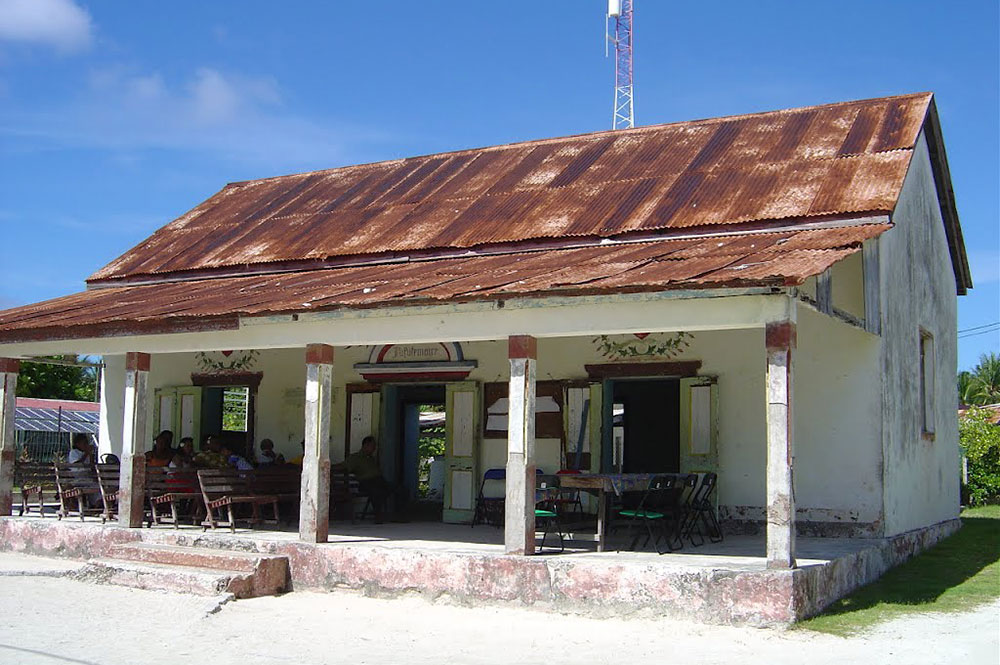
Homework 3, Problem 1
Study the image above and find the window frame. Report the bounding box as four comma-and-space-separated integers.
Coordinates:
919, 329, 935, 439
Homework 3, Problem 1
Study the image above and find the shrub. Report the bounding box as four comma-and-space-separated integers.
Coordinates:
960, 406, 1000, 506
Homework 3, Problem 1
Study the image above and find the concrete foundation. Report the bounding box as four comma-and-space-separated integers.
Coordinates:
0, 516, 960, 626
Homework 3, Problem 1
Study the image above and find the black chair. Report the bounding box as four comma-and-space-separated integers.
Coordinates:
471, 468, 506, 527
681, 472, 723, 545
617, 475, 681, 554
535, 474, 565, 553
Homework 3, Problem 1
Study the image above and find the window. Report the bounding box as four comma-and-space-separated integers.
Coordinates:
222, 386, 250, 432
920, 330, 935, 437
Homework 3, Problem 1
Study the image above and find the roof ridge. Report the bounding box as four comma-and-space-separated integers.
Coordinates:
224, 92, 933, 188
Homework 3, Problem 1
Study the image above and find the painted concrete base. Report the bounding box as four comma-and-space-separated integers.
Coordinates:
0, 517, 960, 626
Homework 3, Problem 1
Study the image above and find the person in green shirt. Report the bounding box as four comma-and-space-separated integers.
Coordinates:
340, 436, 400, 523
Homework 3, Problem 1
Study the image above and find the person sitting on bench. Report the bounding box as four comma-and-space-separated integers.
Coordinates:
340, 436, 403, 524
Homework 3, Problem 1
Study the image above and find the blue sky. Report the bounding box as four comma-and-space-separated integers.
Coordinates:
0, 0, 996, 370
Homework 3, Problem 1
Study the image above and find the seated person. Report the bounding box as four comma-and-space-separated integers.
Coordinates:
221, 445, 253, 471
288, 440, 305, 467
170, 437, 196, 468
145, 430, 175, 467
67, 433, 94, 465
193, 435, 228, 469
336, 435, 405, 524
257, 439, 281, 466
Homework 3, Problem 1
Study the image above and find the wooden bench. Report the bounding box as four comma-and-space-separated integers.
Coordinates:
197, 468, 279, 533
15, 463, 58, 517
146, 467, 201, 528
249, 466, 301, 504
54, 463, 103, 521
94, 463, 120, 523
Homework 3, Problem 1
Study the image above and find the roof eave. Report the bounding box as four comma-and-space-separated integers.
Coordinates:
922, 96, 973, 295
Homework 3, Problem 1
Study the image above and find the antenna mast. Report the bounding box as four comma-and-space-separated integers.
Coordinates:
607, 0, 634, 130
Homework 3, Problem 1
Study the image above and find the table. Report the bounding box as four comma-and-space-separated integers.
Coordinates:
558, 473, 666, 552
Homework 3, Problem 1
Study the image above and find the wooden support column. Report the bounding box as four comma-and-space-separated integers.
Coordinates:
300, 344, 333, 543
765, 322, 796, 569
505, 335, 537, 555
118, 352, 150, 528
0, 359, 20, 516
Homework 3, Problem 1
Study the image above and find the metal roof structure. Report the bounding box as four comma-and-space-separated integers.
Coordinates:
0, 222, 888, 342
0, 93, 971, 343
14, 398, 100, 434
89, 93, 940, 285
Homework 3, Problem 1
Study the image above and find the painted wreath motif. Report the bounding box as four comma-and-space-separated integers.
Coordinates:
592, 332, 692, 360
195, 350, 260, 372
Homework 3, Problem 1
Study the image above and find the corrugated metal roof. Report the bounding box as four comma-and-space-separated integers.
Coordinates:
88, 93, 932, 284
15, 405, 100, 434
0, 223, 890, 343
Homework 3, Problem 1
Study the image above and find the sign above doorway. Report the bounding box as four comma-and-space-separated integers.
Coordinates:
354, 342, 477, 382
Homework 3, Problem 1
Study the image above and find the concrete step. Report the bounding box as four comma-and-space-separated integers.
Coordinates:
77, 558, 259, 598
81, 543, 291, 598
109, 542, 281, 574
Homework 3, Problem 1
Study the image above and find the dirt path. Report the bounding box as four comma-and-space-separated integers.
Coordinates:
0, 554, 995, 665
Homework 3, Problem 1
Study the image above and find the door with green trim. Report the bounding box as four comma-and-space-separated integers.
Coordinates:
679, 376, 718, 474
153, 386, 202, 445
442, 381, 478, 523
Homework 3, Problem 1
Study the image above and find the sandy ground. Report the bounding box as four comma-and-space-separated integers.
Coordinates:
0, 553, 996, 665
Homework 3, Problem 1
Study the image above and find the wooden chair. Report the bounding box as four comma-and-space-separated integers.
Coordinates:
146, 467, 201, 528
197, 468, 279, 533
94, 463, 121, 523
16, 463, 58, 517
54, 463, 103, 521
330, 469, 372, 523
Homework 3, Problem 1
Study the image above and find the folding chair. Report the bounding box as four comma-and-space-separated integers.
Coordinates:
553, 469, 585, 521
535, 474, 565, 553
681, 472, 723, 545
471, 468, 506, 527
617, 474, 681, 554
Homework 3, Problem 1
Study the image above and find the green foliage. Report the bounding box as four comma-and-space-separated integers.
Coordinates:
593, 331, 692, 360
800, 505, 1000, 635
959, 352, 1000, 406
417, 420, 445, 498
15, 357, 97, 402
222, 387, 249, 432
960, 406, 1000, 506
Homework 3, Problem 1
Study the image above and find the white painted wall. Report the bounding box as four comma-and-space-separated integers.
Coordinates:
97, 354, 125, 458
878, 132, 961, 536
794, 306, 883, 528
129, 315, 891, 530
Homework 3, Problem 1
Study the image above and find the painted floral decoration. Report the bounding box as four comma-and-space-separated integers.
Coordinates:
195, 350, 260, 372
592, 332, 693, 360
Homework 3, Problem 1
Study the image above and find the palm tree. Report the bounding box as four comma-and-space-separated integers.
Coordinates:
959, 352, 1000, 406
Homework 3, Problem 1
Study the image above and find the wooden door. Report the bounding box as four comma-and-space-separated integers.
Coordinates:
442, 381, 478, 523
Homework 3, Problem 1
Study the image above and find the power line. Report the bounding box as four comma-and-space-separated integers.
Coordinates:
958, 321, 1000, 334
958, 325, 999, 340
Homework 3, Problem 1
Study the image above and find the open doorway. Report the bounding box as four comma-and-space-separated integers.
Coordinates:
604, 378, 680, 473
383, 384, 447, 521
202, 385, 254, 459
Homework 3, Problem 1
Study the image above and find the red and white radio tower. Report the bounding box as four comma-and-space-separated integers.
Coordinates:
607, 0, 634, 129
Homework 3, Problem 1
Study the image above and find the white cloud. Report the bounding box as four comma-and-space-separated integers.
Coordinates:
969, 250, 1000, 285
0, 0, 93, 53
1, 65, 385, 168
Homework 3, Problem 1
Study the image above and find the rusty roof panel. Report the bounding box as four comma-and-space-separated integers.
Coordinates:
0, 223, 894, 342
77, 93, 931, 283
